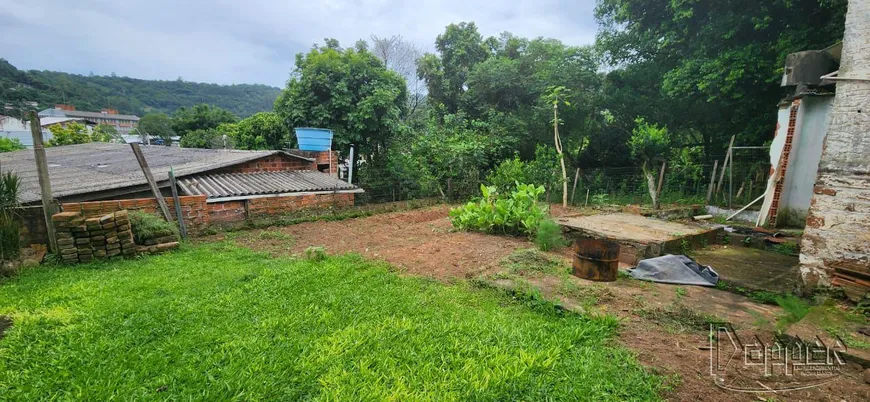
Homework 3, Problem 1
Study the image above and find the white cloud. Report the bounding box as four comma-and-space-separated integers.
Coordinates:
0, 0, 598, 86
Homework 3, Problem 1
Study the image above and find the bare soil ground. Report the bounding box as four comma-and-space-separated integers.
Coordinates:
212, 205, 869, 401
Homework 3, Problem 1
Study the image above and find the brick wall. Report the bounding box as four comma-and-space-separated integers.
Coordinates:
56, 191, 357, 233
247, 193, 353, 216
61, 195, 210, 234
207, 200, 247, 225
212, 154, 315, 174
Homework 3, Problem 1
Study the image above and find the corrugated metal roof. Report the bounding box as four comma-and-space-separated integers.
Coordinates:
176, 170, 359, 199
0, 143, 310, 203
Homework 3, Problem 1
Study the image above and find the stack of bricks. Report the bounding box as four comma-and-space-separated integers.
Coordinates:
52, 210, 135, 263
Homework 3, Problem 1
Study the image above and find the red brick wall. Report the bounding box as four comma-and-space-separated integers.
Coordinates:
61, 195, 210, 234
313, 151, 339, 175
247, 193, 353, 217
58, 192, 356, 232
211, 154, 315, 174
207, 200, 247, 225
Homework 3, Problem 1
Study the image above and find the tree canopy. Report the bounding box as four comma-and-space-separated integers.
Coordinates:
171, 104, 238, 137
275, 40, 407, 159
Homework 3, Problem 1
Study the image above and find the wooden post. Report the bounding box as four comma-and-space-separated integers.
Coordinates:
28, 112, 58, 253
584, 188, 590, 208
130, 143, 172, 221
168, 167, 187, 240
706, 160, 718, 204
570, 168, 580, 205
716, 135, 735, 194
655, 161, 667, 203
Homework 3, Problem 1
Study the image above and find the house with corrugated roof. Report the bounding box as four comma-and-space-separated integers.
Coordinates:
2, 143, 361, 240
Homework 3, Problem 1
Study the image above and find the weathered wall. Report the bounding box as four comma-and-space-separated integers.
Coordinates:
800, 0, 870, 287
17, 205, 49, 246
779, 95, 834, 225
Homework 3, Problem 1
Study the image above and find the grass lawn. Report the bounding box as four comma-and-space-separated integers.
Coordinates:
0, 243, 665, 401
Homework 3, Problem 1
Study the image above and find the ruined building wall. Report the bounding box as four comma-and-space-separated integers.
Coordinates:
800, 0, 870, 287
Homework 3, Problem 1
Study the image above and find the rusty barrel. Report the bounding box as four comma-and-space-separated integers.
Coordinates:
572, 238, 620, 282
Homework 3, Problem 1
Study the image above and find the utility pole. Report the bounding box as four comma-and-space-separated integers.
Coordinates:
28, 112, 58, 253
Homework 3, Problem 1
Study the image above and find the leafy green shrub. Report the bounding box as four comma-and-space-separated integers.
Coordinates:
0, 138, 25, 153
772, 242, 799, 256
0, 171, 21, 261
534, 218, 567, 251
128, 211, 179, 244
449, 183, 547, 236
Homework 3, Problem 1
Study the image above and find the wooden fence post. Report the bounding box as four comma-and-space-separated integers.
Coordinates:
168, 167, 187, 239
706, 160, 718, 204
130, 143, 172, 221
28, 112, 58, 253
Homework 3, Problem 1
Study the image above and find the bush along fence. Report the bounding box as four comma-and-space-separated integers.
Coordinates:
53, 211, 136, 263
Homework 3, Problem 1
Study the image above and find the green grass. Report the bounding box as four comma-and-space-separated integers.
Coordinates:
129, 210, 179, 243
0, 243, 664, 401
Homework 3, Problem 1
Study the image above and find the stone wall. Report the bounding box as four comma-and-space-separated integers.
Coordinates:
52, 210, 135, 263
800, 1, 870, 289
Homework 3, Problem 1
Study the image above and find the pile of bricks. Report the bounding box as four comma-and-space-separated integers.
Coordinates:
53, 210, 135, 263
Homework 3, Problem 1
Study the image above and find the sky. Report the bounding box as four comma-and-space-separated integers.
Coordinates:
0, 0, 599, 88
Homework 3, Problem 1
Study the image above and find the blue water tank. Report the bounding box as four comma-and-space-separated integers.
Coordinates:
294, 127, 333, 151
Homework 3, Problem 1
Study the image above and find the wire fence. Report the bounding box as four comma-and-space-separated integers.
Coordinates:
347, 146, 771, 209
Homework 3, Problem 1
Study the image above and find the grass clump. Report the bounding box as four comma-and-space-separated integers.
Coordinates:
534, 218, 567, 251
128, 210, 179, 244
501, 248, 569, 277
303, 245, 326, 262
774, 295, 811, 329
638, 304, 724, 333
0, 243, 665, 400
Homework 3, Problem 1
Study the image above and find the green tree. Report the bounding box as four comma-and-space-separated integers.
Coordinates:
542, 86, 571, 207
417, 22, 490, 113
275, 40, 407, 159
231, 112, 291, 150
171, 104, 238, 137
0, 138, 25, 153
179, 129, 232, 149
91, 124, 122, 143
46, 122, 92, 146
137, 113, 176, 145
628, 118, 670, 209
595, 0, 847, 156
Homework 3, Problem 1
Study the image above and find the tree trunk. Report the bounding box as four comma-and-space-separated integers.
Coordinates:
643, 162, 658, 209
554, 105, 568, 207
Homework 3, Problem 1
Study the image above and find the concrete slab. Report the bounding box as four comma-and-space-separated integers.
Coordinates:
557, 213, 720, 265
693, 246, 800, 294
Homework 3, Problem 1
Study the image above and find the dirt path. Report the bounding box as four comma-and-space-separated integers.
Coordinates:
215, 206, 869, 401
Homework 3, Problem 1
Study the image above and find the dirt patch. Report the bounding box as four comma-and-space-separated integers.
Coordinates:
215, 205, 529, 280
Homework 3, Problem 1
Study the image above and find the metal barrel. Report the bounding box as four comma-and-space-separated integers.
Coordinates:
572, 238, 620, 282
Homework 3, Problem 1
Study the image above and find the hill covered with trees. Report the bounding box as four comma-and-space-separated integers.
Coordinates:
0, 59, 280, 118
